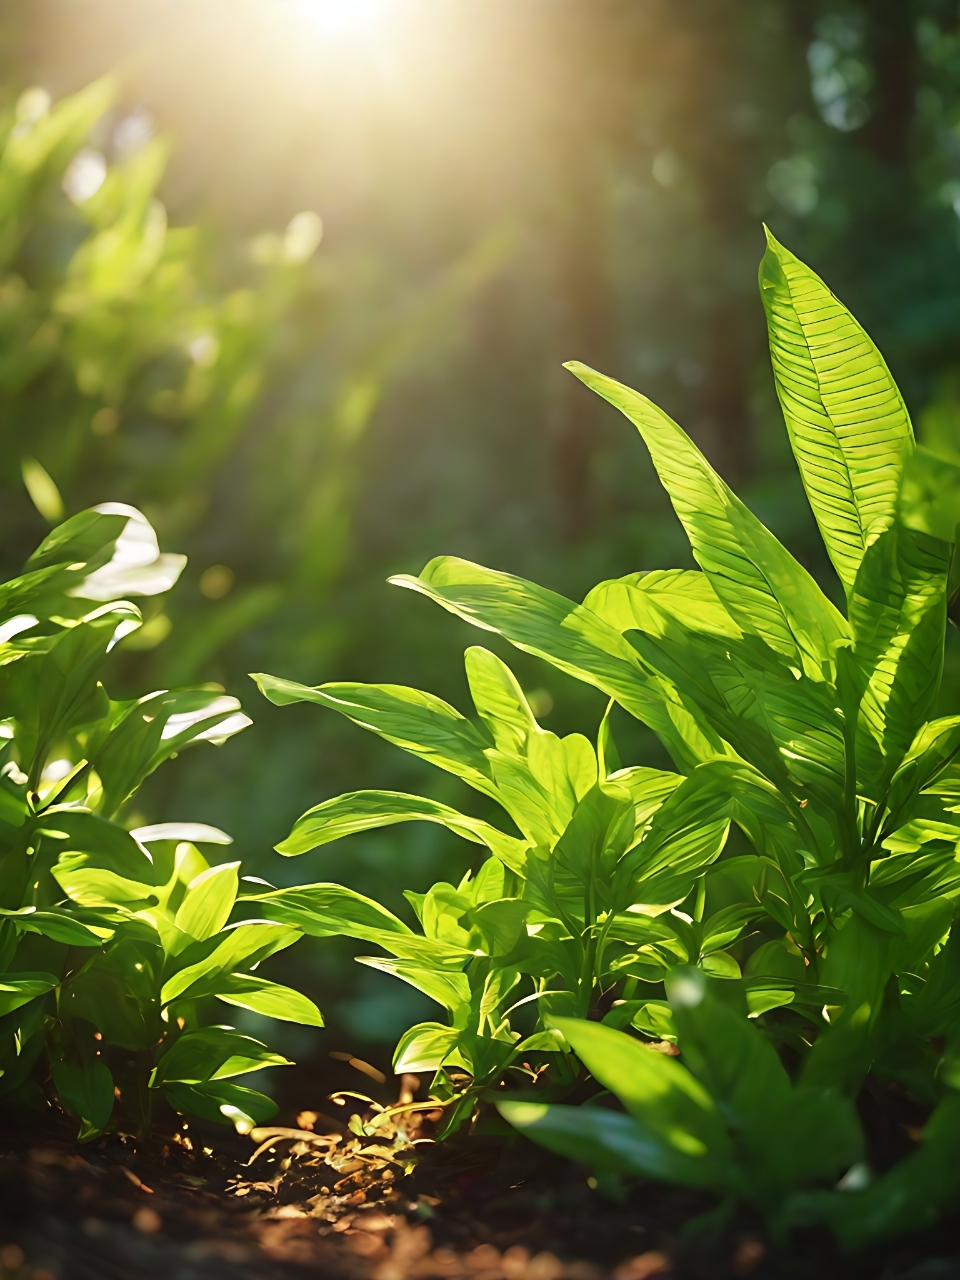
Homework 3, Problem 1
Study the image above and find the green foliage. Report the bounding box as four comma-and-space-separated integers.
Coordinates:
259, 231, 960, 1242
499, 973, 862, 1225
0, 503, 321, 1140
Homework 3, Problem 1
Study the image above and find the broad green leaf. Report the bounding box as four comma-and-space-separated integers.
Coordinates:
849, 525, 949, 797
553, 1016, 730, 1161
466, 646, 598, 844
498, 1099, 730, 1188
585, 570, 741, 641
2, 907, 107, 946
252, 672, 498, 796
54, 863, 156, 910
58, 504, 185, 602
665, 968, 789, 1112
666, 970, 863, 1202
617, 762, 734, 905
759, 228, 913, 592
161, 921, 300, 1004
277, 790, 527, 873
883, 716, 960, 837
355, 955, 470, 1012
900, 445, 960, 542
608, 766, 684, 839
163, 1080, 279, 1128
0, 972, 58, 1017
152, 1026, 291, 1086
174, 861, 240, 941
464, 645, 541, 757
390, 559, 730, 771
214, 974, 323, 1026
60, 940, 161, 1051
51, 1048, 114, 1142
801, 914, 892, 1094
564, 361, 850, 679
240, 883, 412, 942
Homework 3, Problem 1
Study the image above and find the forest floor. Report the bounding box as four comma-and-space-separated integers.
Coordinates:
1, 1081, 959, 1280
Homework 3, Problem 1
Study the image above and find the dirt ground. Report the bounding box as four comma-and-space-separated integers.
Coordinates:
1, 1086, 960, 1280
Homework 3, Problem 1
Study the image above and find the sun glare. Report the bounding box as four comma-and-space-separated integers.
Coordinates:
288, 0, 394, 43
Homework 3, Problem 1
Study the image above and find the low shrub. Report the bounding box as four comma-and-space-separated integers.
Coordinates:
255, 229, 960, 1244
0, 504, 323, 1139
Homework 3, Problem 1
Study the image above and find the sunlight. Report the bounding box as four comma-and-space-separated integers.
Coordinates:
287, 0, 396, 44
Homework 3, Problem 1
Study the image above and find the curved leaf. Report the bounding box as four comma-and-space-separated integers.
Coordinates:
277, 789, 527, 872
564, 361, 849, 679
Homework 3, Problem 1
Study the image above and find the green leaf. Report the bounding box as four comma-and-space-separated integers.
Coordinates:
60, 940, 161, 1051
900, 445, 960, 542
173, 861, 240, 941
665, 968, 790, 1114
252, 672, 498, 796
214, 974, 323, 1026
355, 955, 470, 1012
564, 361, 849, 679
51, 504, 185, 602
759, 228, 913, 593
161, 922, 300, 1005
50, 1014, 116, 1143
617, 761, 734, 906
277, 790, 527, 873
801, 914, 892, 1094
811, 1093, 960, 1249
151, 1026, 292, 1086
0, 972, 58, 1017
552, 1016, 731, 1163
22, 457, 64, 523
393, 1021, 460, 1073
240, 882, 412, 942
497, 1099, 730, 1188
849, 525, 949, 797
91, 689, 251, 818
2, 908, 106, 947
163, 1080, 279, 1128
390, 559, 729, 771
585, 570, 741, 641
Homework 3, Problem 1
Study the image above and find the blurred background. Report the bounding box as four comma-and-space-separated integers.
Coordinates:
2, 0, 960, 1071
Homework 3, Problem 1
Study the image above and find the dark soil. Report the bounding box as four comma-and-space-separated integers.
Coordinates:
1, 1097, 960, 1280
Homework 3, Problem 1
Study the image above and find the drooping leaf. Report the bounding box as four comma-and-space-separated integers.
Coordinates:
160, 922, 300, 1005
0, 972, 58, 1017
240, 883, 412, 942
585, 570, 741, 641
276, 790, 527, 872
163, 1079, 279, 1128
252, 672, 498, 796
355, 955, 470, 1012
552, 1016, 731, 1162
497, 1099, 731, 1189
390, 559, 730, 770
214, 973, 323, 1026
151, 1026, 292, 1086
393, 1021, 461, 1074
